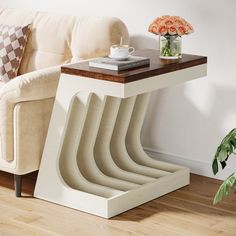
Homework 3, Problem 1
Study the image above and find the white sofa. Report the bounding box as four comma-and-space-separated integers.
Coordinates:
0, 8, 129, 196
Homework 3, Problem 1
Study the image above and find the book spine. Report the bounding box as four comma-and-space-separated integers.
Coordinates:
118, 60, 149, 70
89, 62, 117, 70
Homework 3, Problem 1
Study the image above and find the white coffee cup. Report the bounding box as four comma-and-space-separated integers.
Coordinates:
109, 44, 135, 59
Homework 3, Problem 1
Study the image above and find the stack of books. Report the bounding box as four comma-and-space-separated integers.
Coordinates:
89, 56, 150, 71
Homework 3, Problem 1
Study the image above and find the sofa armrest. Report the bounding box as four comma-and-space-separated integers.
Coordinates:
0, 66, 60, 163
0, 66, 60, 103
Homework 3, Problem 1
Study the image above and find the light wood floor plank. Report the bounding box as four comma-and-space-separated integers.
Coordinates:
0, 171, 235, 236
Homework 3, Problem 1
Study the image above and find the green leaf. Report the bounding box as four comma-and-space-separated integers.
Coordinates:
230, 139, 236, 148
212, 129, 236, 173
213, 173, 236, 205
217, 148, 228, 162
212, 159, 218, 175
220, 161, 226, 170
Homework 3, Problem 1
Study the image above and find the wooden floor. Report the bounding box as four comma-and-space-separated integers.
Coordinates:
0, 171, 236, 236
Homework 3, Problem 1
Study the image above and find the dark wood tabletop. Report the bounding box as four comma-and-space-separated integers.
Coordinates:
61, 49, 207, 84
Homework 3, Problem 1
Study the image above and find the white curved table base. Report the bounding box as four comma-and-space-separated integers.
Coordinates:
34, 73, 190, 218
111, 96, 171, 178
94, 97, 155, 185
126, 93, 184, 172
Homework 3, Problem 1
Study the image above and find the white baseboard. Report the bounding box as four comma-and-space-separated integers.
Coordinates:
144, 147, 235, 180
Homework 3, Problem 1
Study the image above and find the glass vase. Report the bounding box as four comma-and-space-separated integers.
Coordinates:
159, 35, 182, 59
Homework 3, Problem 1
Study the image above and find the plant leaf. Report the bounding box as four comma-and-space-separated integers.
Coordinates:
213, 173, 236, 205
217, 147, 229, 162
212, 129, 236, 174
220, 161, 226, 170
212, 159, 218, 175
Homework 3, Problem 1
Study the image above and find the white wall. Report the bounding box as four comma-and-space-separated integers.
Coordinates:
1, 0, 236, 179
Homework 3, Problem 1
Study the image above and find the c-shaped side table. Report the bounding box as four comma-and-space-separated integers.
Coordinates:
34, 49, 207, 218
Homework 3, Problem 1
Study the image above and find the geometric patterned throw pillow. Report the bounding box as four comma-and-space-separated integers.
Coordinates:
0, 24, 31, 82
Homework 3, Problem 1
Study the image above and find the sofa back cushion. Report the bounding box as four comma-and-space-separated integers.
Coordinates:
0, 8, 129, 75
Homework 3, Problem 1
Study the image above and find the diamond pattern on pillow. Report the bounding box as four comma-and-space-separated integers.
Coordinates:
0, 24, 31, 82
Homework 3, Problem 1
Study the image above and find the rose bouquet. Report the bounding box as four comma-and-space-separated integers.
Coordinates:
148, 15, 194, 59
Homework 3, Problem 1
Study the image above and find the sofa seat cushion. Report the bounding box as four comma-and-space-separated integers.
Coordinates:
0, 24, 31, 82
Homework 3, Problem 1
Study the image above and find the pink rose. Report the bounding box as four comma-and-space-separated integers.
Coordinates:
165, 19, 174, 26
174, 19, 185, 26
158, 25, 168, 35
168, 26, 177, 35
153, 18, 162, 25
161, 15, 170, 20
148, 23, 159, 34
186, 23, 194, 33
177, 26, 186, 36
148, 15, 194, 36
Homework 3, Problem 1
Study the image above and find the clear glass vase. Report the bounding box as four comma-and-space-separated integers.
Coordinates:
159, 35, 182, 59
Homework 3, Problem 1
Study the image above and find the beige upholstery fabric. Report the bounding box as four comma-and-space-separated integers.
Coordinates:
0, 66, 60, 103
0, 66, 60, 163
13, 98, 54, 174
0, 8, 129, 74
0, 81, 5, 89
0, 8, 129, 174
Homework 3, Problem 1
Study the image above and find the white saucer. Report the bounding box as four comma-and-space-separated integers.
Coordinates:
108, 54, 129, 61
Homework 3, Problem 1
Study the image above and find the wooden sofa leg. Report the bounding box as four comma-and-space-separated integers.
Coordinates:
14, 174, 22, 197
